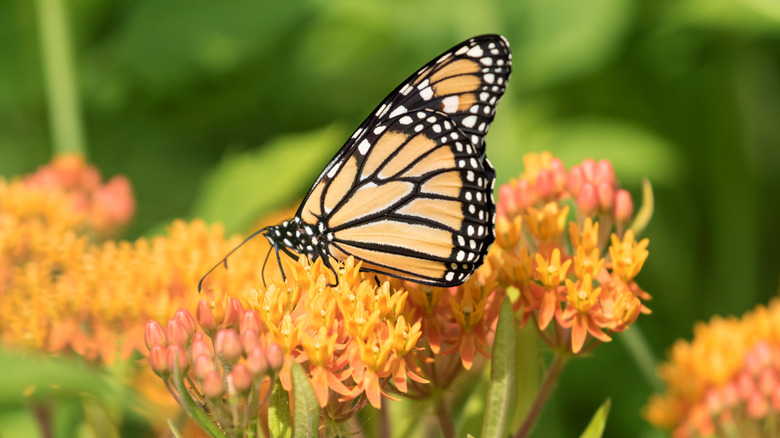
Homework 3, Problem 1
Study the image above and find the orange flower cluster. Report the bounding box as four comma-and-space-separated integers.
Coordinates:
22, 154, 135, 237
490, 152, 650, 353
645, 299, 780, 438
0, 156, 269, 364
202, 256, 424, 414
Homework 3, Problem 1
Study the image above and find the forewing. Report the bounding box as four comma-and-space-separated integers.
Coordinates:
296, 35, 511, 219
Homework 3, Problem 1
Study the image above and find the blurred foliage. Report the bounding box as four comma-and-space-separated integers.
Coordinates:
2, 0, 780, 436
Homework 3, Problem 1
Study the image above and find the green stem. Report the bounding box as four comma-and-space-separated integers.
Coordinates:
171, 369, 228, 438
514, 352, 569, 438
434, 396, 455, 438
618, 325, 663, 392
35, 0, 86, 156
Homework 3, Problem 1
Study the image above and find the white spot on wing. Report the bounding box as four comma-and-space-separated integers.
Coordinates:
466, 46, 484, 58
442, 96, 459, 113
420, 86, 433, 100
399, 115, 413, 125
462, 115, 478, 128
389, 105, 407, 118
358, 139, 371, 155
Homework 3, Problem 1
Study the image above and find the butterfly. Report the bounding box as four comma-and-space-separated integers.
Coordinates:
200, 34, 511, 290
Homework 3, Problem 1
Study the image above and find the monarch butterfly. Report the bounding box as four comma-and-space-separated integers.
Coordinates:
200, 34, 511, 290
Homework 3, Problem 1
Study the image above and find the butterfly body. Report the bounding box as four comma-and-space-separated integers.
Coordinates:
201, 35, 511, 291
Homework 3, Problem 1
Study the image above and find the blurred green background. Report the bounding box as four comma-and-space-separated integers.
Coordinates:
2, 0, 780, 436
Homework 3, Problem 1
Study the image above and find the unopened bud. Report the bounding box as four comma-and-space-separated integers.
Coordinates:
535, 169, 555, 200
166, 319, 189, 348
166, 345, 189, 374
614, 189, 633, 225
240, 329, 260, 353
194, 354, 217, 381
246, 347, 268, 377
595, 159, 615, 186
196, 300, 216, 333
240, 310, 262, 335
597, 181, 615, 212
265, 343, 283, 372
174, 309, 197, 340
576, 182, 598, 216
223, 298, 243, 329
566, 165, 584, 196
203, 371, 224, 400
149, 345, 169, 378
144, 320, 166, 350
230, 364, 253, 395
215, 329, 242, 365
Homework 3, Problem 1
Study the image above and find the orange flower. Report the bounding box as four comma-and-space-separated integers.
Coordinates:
559, 274, 611, 353
645, 299, 780, 437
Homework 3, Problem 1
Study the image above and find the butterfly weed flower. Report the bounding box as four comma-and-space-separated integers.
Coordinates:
493, 151, 650, 355
645, 299, 780, 438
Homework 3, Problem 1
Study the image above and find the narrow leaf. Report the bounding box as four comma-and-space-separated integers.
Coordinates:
630, 178, 654, 236
481, 296, 517, 438
291, 361, 319, 438
579, 398, 611, 438
268, 380, 291, 438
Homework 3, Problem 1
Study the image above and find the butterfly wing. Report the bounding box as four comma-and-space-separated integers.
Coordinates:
296, 34, 511, 218
298, 108, 496, 286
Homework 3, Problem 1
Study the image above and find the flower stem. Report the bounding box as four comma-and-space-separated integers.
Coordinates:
434, 396, 456, 438
514, 352, 569, 438
35, 0, 86, 156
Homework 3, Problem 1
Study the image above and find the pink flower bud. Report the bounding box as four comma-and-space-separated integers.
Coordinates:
497, 184, 516, 218
190, 338, 213, 360
194, 354, 217, 381
758, 368, 777, 396
746, 392, 768, 419
240, 329, 260, 353
581, 158, 596, 181
246, 347, 268, 377
514, 179, 534, 210
166, 345, 189, 374
597, 181, 615, 212
535, 169, 555, 200
240, 310, 262, 335
550, 158, 567, 193
149, 345, 169, 378
215, 329, 243, 365
166, 319, 189, 348
595, 159, 615, 186
265, 343, 283, 372
144, 320, 166, 350
566, 165, 584, 196
175, 309, 197, 340
203, 371, 224, 399
576, 182, 598, 216
737, 371, 755, 399
196, 300, 217, 332
772, 385, 780, 411
230, 364, 253, 395
614, 190, 633, 225
704, 387, 722, 414
223, 298, 243, 329
722, 381, 739, 407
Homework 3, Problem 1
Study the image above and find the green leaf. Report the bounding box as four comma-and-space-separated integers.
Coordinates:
291, 361, 319, 438
481, 297, 517, 438
268, 380, 291, 438
189, 124, 345, 235
630, 179, 654, 237
579, 398, 611, 438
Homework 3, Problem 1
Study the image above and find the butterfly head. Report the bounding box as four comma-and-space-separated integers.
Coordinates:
264, 217, 324, 261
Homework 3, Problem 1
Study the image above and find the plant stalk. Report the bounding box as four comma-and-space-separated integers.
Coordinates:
515, 352, 569, 438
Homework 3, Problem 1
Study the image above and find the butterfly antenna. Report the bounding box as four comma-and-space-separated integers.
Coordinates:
261, 246, 273, 289
198, 226, 272, 293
